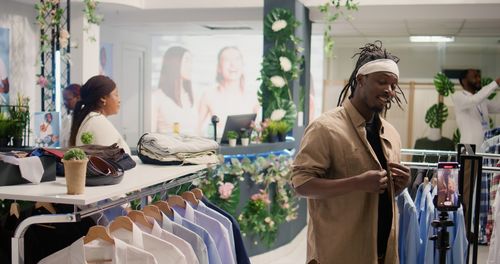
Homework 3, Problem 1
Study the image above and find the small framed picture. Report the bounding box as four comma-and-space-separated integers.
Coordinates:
34, 112, 60, 147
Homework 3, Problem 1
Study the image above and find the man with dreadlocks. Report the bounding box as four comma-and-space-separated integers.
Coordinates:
291, 41, 410, 264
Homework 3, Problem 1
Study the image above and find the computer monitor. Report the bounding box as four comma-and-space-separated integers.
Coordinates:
221, 114, 257, 144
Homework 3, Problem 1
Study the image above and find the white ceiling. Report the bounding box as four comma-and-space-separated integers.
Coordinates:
9, 0, 500, 42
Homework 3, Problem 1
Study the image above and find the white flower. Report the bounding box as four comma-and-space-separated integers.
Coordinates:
270, 109, 286, 121
271, 20, 287, 32
264, 217, 272, 223
279, 57, 292, 72
59, 38, 69, 48
59, 29, 70, 39
270, 76, 286, 88
59, 29, 70, 48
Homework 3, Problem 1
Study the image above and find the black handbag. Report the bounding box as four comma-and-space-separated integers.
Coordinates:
85, 155, 124, 186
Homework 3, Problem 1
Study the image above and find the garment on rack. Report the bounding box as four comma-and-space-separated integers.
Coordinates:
136, 216, 199, 264
488, 161, 500, 244
202, 197, 251, 264
172, 202, 235, 264
159, 211, 209, 264
414, 182, 433, 264
488, 182, 500, 263
168, 209, 222, 264
110, 222, 187, 264
192, 200, 236, 263
481, 137, 500, 244
38, 237, 158, 264
396, 189, 420, 264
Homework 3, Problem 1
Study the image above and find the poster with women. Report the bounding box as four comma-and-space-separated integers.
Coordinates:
0, 27, 9, 105
34, 112, 60, 147
151, 35, 262, 138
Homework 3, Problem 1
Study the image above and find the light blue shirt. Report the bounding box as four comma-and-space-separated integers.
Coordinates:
160, 212, 209, 264
451, 207, 468, 264
169, 209, 222, 264
192, 200, 236, 263
416, 183, 433, 263
424, 186, 438, 264
397, 189, 421, 264
173, 203, 235, 264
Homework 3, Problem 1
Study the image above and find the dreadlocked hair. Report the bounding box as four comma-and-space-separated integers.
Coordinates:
337, 40, 407, 111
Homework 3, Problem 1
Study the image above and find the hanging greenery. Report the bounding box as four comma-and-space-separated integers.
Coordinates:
319, 0, 359, 57
83, 0, 103, 42
258, 8, 302, 141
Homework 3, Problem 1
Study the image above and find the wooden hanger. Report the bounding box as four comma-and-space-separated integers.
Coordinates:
143, 205, 163, 223
109, 216, 133, 233
192, 188, 204, 200
153, 201, 174, 217
182, 191, 199, 206
10, 201, 20, 219
35, 202, 56, 214
84, 225, 115, 244
127, 210, 153, 230
167, 195, 186, 209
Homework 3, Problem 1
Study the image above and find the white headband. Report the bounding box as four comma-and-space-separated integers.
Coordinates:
356, 59, 399, 79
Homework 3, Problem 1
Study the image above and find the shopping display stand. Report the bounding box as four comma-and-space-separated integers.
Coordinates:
0, 157, 207, 264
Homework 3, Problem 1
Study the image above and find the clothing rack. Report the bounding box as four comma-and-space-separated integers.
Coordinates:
401, 145, 492, 264
0, 158, 208, 264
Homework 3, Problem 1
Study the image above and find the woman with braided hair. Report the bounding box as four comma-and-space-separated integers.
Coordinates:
69, 75, 130, 154
291, 41, 410, 263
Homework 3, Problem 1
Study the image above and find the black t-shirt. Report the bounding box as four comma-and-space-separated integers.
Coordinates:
365, 117, 392, 258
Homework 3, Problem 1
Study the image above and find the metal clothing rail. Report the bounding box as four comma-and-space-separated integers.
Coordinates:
11, 170, 206, 264
401, 148, 500, 160
401, 161, 500, 174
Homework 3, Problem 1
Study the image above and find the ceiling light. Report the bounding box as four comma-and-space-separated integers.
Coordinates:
409, 36, 455, 43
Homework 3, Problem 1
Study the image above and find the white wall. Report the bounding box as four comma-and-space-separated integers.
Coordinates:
100, 25, 152, 141
0, 0, 38, 112
323, 38, 500, 148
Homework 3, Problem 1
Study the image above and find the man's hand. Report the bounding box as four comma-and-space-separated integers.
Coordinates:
388, 162, 410, 195
357, 170, 388, 193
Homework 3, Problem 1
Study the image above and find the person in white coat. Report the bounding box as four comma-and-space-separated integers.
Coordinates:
452, 69, 500, 148
69, 75, 130, 153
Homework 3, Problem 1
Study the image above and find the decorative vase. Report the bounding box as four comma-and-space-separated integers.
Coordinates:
62, 159, 88, 195
241, 138, 249, 146
277, 132, 286, 142
229, 139, 237, 147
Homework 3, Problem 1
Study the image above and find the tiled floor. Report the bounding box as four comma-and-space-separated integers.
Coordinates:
250, 226, 491, 263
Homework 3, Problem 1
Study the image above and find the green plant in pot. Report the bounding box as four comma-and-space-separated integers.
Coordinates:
227, 131, 238, 147
62, 148, 88, 195
240, 129, 250, 147
275, 121, 291, 142
0, 113, 13, 147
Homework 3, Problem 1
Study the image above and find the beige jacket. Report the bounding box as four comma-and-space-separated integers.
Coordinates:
292, 100, 401, 264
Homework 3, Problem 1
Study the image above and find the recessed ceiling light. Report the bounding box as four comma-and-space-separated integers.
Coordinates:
409, 36, 455, 43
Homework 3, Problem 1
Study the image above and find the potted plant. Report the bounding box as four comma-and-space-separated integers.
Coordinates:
240, 129, 250, 147
266, 121, 279, 143
275, 120, 291, 142
62, 148, 88, 195
227, 131, 238, 147
0, 113, 12, 147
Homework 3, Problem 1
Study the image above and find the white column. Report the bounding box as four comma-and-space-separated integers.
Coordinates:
70, 9, 100, 84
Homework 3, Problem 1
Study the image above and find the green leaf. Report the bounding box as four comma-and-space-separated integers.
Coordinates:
433, 72, 455, 96
425, 103, 448, 128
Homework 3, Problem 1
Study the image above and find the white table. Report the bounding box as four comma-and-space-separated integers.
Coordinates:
0, 157, 208, 264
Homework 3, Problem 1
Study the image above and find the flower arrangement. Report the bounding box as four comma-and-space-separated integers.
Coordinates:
258, 8, 301, 142
197, 153, 298, 247
7, 93, 30, 146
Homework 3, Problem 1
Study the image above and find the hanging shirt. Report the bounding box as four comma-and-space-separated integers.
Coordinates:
201, 197, 250, 264
159, 212, 209, 264
136, 216, 199, 264
173, 203, 235, 264
110, 222, 187, 264
38, 237, 158, 264
169, 209, 222, 264
192, 200, 236, 263
415, 183, 433, 264
488, 184, 500, 263
451, 81, 500, 148
397, 189, 420, 264
451, 207, 468, 264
